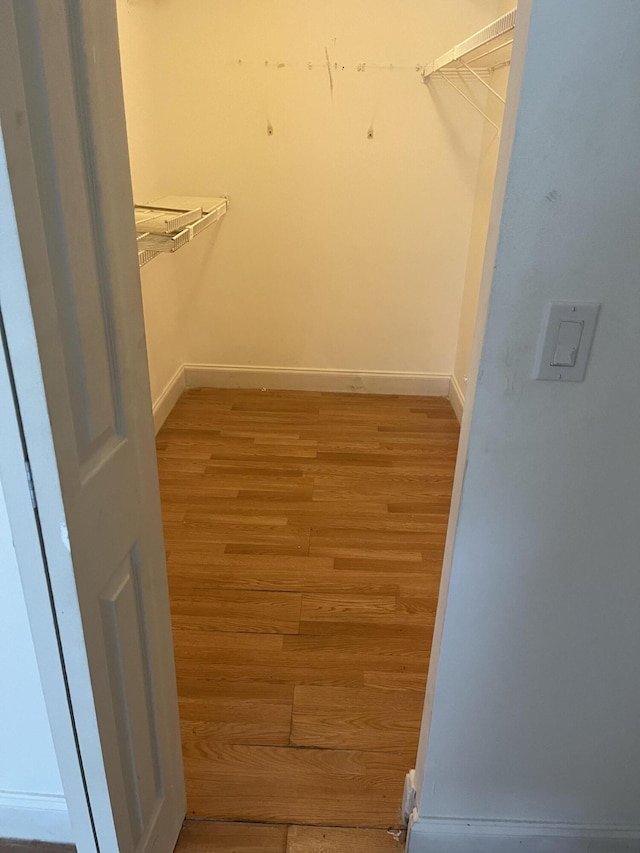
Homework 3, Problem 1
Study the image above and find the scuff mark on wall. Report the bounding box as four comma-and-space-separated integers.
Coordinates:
501, 342, 516, 398
325, 46, 334, 100
60, 522, 70, 553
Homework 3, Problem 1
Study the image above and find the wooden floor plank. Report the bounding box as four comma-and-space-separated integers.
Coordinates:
299, 594, 436, 628
291, 684, 424, 751
175, 819, 287, 853
173, 632, 406, 687
180, 687, 293, 746
157, 387, 459, 828
170, 589, 302, 635
169, 564, 403, 597
184, 744, 412, 827
286, 825, 404, 853
363, 670, 428, 691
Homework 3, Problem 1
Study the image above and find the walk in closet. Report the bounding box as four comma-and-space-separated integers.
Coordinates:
114, 1, 516, 847
117, 0, 515, 420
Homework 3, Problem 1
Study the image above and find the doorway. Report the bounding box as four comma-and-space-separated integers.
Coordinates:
0, 1, 520, 852
119, 0, 513, 848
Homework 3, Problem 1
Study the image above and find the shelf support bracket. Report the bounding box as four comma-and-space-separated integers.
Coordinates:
437, 72, 500, 131
460, 61, 505, 103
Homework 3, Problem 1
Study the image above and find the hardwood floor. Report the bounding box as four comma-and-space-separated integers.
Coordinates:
158, 388, 459, 846
174, 821, 404, 852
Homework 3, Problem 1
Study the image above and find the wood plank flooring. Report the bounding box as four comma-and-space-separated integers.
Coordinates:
158, 388, 459, 845
174, 820, 404, 853
0, 823, 404, 853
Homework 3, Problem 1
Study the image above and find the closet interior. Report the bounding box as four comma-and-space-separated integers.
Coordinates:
115, 1, 515, 848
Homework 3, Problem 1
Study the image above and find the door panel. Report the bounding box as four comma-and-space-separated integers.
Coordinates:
0, 2, 186, 851
100, 548, 163, 850
26, 2, 126, 470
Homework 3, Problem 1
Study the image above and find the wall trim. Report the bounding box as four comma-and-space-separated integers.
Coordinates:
448, 375, 465, 423
152, 365, 186, 434
184, 363, 450, 397
407, 817, 640, 853
0, 791, 72, 843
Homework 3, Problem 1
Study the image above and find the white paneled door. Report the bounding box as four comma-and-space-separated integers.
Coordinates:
0, 3, 185, 852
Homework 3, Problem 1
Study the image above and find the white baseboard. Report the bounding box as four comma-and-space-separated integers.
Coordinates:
448, 375, 465, 423
407, 817, 640, 853
0, 791, 73, 843
152, 365, 186, 434
184, 364, 450, 397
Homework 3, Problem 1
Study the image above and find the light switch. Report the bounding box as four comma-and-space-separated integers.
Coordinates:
551, 320, 583, 367
535, 302, 600, 382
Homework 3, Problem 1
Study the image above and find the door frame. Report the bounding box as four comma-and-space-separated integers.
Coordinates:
0, 1, 531, 850
411, 0, 532, 819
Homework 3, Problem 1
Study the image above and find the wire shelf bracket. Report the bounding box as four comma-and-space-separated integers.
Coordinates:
422, 8, 516, 130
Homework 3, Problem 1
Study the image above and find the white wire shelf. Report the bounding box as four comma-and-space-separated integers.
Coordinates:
422, 8, 516, 130
423, 9, 516, 78
135, 195, 229, 267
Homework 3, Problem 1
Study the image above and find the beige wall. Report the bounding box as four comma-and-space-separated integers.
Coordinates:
118, 0, 510, 400
117, 0, 190, 402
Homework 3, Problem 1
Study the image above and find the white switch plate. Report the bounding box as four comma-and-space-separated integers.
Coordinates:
534, 302, 600, 381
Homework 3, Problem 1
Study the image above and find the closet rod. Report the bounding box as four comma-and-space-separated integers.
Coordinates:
469, 38, 514, 68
